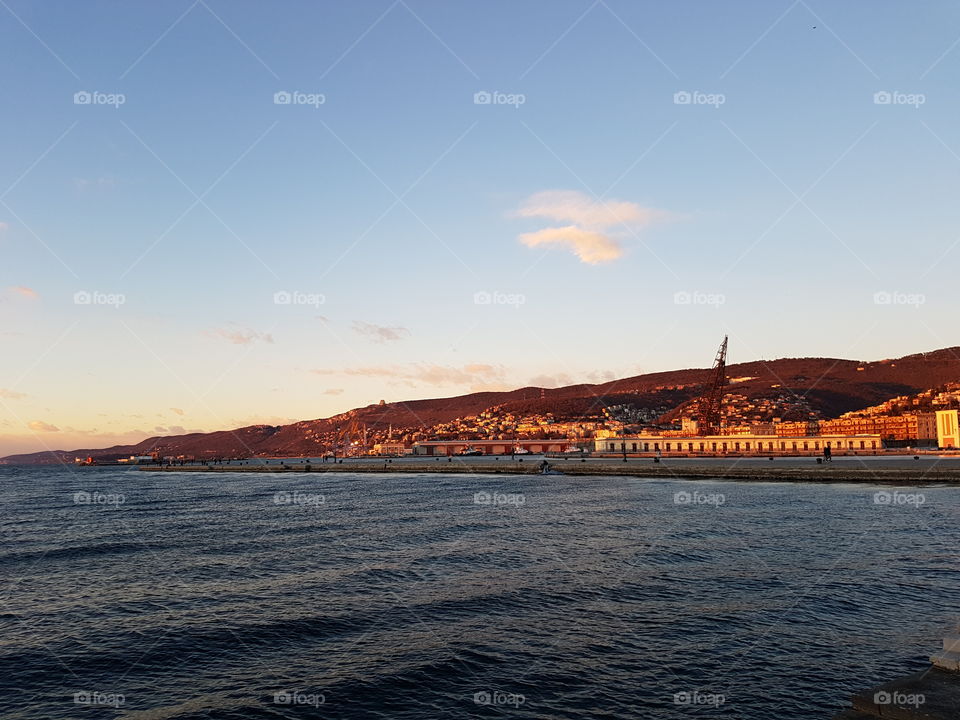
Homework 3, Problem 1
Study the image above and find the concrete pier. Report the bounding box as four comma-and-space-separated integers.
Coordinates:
135, 455, 960, 483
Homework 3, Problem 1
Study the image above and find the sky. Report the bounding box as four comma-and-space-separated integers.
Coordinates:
1, 0, 959, 456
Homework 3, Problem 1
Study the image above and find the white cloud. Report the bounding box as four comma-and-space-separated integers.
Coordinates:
7, 285, 38, 299
28, 420, 60, 432
170, 407, 184, 416
0, 388, 27, 400
518, 190, 663, 228
312, 363, 507, 390
351, 321, 410, 343
519, 226, 623, 264
516, 190, 668, 264
205, 327, 274, 345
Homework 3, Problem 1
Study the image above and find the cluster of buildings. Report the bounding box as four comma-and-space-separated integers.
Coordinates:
374, 409, 960, 458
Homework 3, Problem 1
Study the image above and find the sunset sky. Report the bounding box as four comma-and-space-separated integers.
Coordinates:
2, 0, 959, 455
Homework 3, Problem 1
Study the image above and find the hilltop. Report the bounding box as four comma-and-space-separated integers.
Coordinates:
3, 346, 960, 465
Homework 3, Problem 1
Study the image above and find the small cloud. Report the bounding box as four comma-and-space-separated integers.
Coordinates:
28, 420, 59, 432
0, 388, 27, 400
351, 321, 410, 343
519, 226, 622, 264
170, 407, 184, 416
323, 388, 344, 395
516, 190, 668, 264
205, 327, 274, 345
518, 190, 663, 227
312, 363, 506, 390
8, 286, 39, 299
168, 425, 186, 434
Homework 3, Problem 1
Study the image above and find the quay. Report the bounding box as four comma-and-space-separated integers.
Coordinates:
137, 455, 960, 483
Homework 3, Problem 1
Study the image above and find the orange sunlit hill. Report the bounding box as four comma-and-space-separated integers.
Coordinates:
5, 341, 960, 465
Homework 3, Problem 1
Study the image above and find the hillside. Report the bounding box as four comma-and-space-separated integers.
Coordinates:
4, 346, 960, 465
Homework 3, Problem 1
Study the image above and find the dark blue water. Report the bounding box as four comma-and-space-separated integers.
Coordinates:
1, 467, 957, 719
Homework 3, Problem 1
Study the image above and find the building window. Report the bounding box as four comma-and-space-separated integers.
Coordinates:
632, 443, 637, 451
688, 443, 693, 451
654, 443, 660, 451
699, 443, 705, 451
644, 443, 649, 451
608, 443, 614, 451
666, 443, 671, 451
860, 441, 865, 449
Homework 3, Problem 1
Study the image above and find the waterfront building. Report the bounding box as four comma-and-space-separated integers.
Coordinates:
593, 432, 882, 456
936, 409, 959, 448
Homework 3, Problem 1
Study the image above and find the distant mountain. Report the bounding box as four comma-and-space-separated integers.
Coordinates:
4, 346, 960, 465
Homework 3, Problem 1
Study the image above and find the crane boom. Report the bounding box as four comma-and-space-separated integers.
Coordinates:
694, 336, 728, 435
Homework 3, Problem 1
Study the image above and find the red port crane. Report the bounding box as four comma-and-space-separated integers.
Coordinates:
694, 336, 729, 435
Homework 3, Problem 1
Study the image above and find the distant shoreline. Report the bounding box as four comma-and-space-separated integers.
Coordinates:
136, 456, 960, 484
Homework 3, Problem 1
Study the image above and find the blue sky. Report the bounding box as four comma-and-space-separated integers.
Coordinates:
1, 0, 959, 454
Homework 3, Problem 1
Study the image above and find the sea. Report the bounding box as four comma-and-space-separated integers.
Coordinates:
0, 465, 957, 719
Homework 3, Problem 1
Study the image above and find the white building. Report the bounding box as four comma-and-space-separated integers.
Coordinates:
936, 409, 959, 448
594, 433, 882, 456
